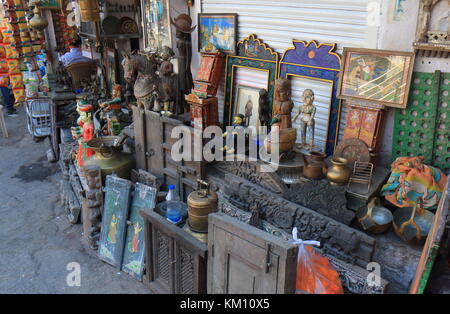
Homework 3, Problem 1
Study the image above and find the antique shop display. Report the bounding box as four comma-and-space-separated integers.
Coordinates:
392, 71, 450, 174
301, 151, 327, 180
142, 0, 171, 52
293, 89, 316, 150
414, 0, 450, 56
337, 48, 415, 109
99, 175, 133, 268
80, 164, 103, 249
234, 85, 260, 128
140, 208, 208, 294
85, 136, 135, 181
198, 13, 237, 54
279, 40, 341, 155
187, 180, 218, 233
71, 100, 95, 167
207, 213, 297, 294
186, 93, 218, 130
121, 183, 157, 280
393, 198, 435, 244
381, 156, 447, 210
192, 49, 225, 98
105, 47, 119, 93
347, 161, 374, 193
172, 13, 195, 114
224, 34, 278, 127
326, 157, 351, 186
356, 197, 393, 235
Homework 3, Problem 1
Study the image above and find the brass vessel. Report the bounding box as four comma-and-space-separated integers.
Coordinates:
85, 137, 135, 181
29, 4, 48, 31
393, 198, 435, 244
326, 157, 350, 186
187, 180, 218, 233
301, 151, 327, 180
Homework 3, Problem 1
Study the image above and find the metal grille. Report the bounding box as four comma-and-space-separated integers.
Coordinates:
26, 99, 52, 137
433, 73, 450, 174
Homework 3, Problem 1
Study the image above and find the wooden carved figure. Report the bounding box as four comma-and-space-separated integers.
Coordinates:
258, 88, 271, 127
293, 89, 317, 149
159, 46, 177, 114
172, 14, 196, 114
271, 78, 294, 130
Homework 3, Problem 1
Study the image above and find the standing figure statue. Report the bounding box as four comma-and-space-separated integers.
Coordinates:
71, 100, 95, 167
172, 14, 196, 114
244, 95, 253, 127
258, 88, 271, 127
270, 78, 294, 129
159, 46, 176, 115
293, 89, 316, 150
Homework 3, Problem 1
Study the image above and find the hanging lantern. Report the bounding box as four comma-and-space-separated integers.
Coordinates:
29, 2, 49, 31
79, 0, 100, 22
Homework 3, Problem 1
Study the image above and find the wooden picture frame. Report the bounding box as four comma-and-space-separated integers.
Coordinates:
233, 85, 261, 129
224, 34, 278, 127
337, 47, 415, 109
104, 47, 119, 94
279, 40, 342, 155
198, 13, 237, 54
141, 0, 172, 52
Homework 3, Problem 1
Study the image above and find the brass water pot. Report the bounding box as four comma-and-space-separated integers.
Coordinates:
187, 180, 218, 233
326, 157, 350, 186
85, 137, 135, 181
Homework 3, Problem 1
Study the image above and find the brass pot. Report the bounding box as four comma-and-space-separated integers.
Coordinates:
302, 151, 328, 179
85, 137, 135, 181
187, 180, 218, 233
392, 198, 435, 244
356, 198, 393, 234
29, 6, 48, 31
326, 157, 350, 186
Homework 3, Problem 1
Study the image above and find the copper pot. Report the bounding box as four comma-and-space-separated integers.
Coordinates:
301, 151, 327, 179
326, 157, 350, 186
187, 180, 218, 233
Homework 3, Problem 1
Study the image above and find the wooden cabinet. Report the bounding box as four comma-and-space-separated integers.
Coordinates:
140, 209, 207, 294
186, 94, 219, 130
207, 213, 298, 294
192, 51, 225, 98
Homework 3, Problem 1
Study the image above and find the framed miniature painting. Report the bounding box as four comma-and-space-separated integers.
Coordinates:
233, 85, 261, 128
121, 183, 157, 281
198, 13, 237, 54
337, 48, 415, 109
141, 0, 172, 52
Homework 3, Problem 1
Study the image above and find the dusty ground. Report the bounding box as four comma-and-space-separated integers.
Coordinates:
0, 107, 149, 293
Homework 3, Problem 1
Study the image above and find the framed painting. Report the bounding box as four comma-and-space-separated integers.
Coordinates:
198, 13, 237, 54
141, 0, 172, 52
98, 176, 133, 268
224, 34, 278, 127
279, 40, 342, 155
233, 85, 261, 129
104, 47, 119, 94
121, 183, 157, 281
337, 48, 415, 109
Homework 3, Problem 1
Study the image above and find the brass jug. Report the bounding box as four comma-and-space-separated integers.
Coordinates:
326, 157, 350, 186
187, 180, 218, 233
301, 151, 328, 179
85, 137, 135, 181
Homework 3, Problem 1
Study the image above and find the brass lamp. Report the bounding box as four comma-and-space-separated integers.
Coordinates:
29, 1, 48, 31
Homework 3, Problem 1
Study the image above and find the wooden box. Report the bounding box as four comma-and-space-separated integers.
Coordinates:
140, 208, 207, 294
207, 213, 298, 294
186, 94, 219, 130
193, 52, 225, 98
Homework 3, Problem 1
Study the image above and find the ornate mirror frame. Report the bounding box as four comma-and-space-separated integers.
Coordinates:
223, 34, 279, 127
278, 40, 341, 155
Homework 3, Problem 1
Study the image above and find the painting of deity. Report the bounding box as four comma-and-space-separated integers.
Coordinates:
198, 14, 237, 54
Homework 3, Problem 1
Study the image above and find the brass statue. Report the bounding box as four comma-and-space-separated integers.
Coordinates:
222, 114, 247, 154
294, 89, 316, 150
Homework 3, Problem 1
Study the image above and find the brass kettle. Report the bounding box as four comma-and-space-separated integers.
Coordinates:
301, 151, 327, 180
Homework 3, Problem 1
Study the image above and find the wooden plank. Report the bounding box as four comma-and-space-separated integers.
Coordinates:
132, 106, 147, 170
409, 180, 449, 294
145, 110, 164, 180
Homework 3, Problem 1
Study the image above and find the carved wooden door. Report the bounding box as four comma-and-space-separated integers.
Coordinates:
141, 209, 207, 294
207, 213, 297, 294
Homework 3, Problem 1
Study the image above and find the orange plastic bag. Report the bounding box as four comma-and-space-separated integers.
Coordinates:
290, 228, 344, 294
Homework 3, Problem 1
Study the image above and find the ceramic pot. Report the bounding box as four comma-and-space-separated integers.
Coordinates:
302, 151, 328, 179
326, 157, 350, 186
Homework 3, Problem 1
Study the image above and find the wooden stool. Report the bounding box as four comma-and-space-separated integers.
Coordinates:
0, 105, 8, 138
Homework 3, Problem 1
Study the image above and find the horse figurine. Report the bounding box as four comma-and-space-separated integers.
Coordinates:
122, 52, 164, 111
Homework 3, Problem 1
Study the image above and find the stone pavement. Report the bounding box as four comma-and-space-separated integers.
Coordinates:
0, 106, 149, 293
